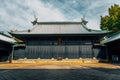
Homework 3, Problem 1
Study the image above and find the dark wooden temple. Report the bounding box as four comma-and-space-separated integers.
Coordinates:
103, 32, 120, 62
0, 33, 15, 61
10, 20, 110, 60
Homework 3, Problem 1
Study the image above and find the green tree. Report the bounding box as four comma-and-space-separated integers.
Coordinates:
101, 4, 120, 33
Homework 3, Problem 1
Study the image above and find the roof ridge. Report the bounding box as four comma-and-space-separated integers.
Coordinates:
36, 22, 82, 24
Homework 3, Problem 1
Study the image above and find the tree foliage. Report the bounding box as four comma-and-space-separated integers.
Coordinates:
101, 4, 120, 33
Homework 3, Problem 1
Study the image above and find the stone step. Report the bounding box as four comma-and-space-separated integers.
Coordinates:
12, 59, 99, 64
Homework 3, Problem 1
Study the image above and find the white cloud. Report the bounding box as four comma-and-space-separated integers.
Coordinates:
0, 0, 120, 33
0, 0, 67, 32
25, 0, 67, 21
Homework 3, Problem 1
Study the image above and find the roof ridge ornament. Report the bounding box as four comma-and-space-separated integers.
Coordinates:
81, 17, 88, 25
31, 15, 38, 25
80, 17, 91, 31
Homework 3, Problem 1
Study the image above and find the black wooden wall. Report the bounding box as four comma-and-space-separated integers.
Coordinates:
13, 37, 105, 59
13, 45, 103, 59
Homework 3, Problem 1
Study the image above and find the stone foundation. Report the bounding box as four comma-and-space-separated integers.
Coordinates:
12, 59, 99, 64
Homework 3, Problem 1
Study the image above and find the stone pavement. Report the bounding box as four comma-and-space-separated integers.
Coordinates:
0, 63, 120, 80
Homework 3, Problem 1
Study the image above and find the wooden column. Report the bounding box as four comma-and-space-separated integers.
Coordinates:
105, 45, 109, 61
91, 41, 95, 58
9, 45, 14, 63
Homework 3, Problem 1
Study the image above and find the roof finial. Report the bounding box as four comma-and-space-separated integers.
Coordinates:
31, 15, 38, 25
81, 16, 88, 25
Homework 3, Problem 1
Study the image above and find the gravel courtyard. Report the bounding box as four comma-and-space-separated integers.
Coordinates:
0, 63, 120, 80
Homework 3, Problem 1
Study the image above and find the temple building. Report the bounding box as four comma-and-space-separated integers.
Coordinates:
102, 32, 120, 62
10, 19, 110, 60
0, 33, 15, 61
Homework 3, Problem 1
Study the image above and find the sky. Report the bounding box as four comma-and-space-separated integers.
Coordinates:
0, 0, 120, 33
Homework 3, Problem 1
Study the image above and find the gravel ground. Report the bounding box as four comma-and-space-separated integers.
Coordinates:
0, 63, 120, 80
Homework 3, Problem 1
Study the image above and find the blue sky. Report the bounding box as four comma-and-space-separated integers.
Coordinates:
0, 0, 120, 32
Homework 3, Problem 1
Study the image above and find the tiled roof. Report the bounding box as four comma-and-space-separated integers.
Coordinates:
102, 32, 120, 44
10, 22, 110, 35
0, 34, 16, 44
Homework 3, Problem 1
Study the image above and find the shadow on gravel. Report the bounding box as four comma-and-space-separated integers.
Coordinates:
0, 68, 120, 80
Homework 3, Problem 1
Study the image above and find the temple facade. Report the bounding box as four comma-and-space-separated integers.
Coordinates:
10, 21, 110, 60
